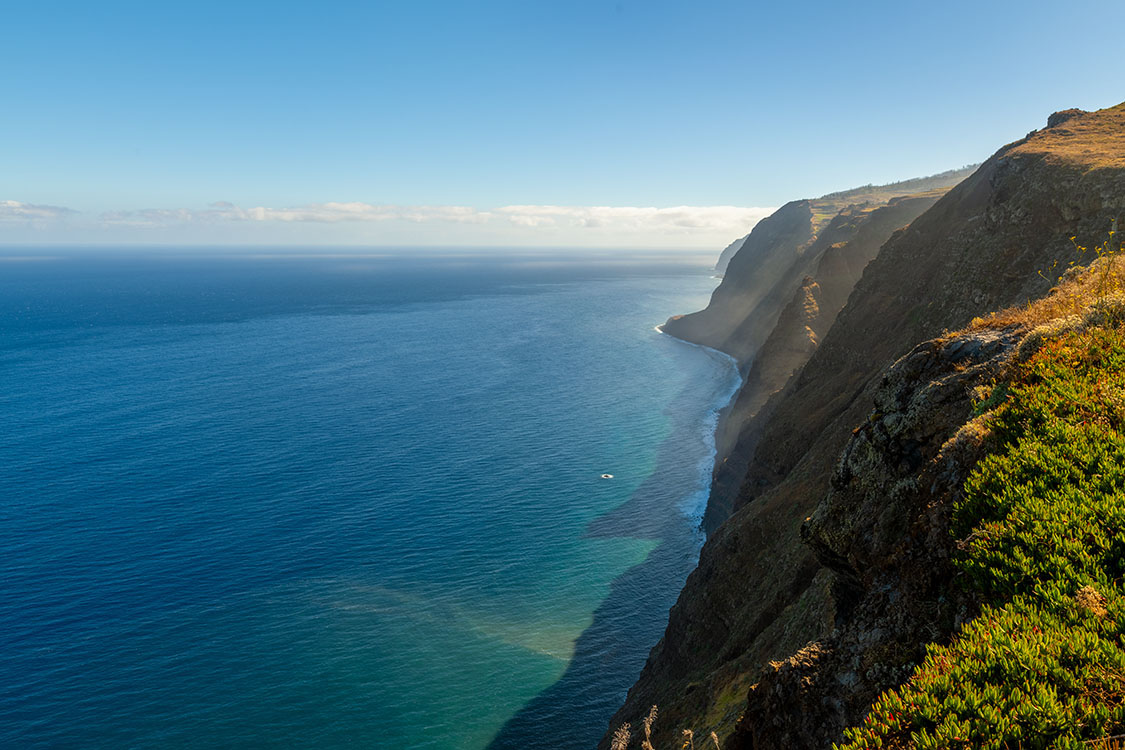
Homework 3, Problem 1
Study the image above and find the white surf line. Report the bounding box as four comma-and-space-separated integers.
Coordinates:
653, 324, 745, 532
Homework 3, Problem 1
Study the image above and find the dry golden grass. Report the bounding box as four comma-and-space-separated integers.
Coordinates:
809, 187, 954, 235
966, 224, 1123, 334
611, 723, 631, 750
608, 706, 721, 750
1086, 736, 1125, 749
1010, 102, 1125, 169
640, 705, 657, 750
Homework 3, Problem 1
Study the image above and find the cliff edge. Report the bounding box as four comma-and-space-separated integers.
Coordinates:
604, 103, 1125, 748
663, 168, 975, 366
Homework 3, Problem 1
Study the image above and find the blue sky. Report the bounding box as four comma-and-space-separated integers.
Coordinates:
3, 0, 1123, 247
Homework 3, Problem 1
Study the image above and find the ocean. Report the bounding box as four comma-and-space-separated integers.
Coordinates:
0, 248, 740, 749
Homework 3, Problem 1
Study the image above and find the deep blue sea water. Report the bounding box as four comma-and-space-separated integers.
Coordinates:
0, 248, 739, 749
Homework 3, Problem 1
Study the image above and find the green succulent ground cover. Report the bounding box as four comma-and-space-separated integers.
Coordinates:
839, 324, 1125, 749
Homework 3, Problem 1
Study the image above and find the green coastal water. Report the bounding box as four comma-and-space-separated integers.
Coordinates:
0, 249, 740, 748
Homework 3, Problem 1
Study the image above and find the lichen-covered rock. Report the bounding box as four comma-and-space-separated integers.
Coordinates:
805, 328, 1019, 575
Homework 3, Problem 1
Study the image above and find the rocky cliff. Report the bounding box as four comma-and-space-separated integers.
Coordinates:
663, 199, 815, 363
704, 191, 949, 532
603, 103, 1125, 748
663, 168, 976, 366
732, 326, 1017, 747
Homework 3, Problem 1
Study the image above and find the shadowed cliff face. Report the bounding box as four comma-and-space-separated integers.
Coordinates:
662, 200, 815, 363
704, 192, 948, 532
603, 103, 1125, 749
732, 327, 1019, 748
662, 168, 978, 367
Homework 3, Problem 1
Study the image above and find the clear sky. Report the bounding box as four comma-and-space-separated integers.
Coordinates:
3, 0, 1123, 248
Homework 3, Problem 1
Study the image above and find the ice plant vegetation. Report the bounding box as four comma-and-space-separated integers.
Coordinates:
839, 301, 1125, 747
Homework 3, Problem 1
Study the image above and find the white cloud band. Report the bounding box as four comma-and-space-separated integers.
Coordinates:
101, 203, 488, 226
492, 204, 772, 232
98, 201, 774, 235
0, 200, 78, 223
2, 198, 775, 245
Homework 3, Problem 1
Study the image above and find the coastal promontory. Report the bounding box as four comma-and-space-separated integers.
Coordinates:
605, 102, 1125, 748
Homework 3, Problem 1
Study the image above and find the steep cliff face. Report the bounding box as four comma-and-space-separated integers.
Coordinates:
732, 327, 1018, 747
739, 277, 1125, 748
663, 169, 976, 366
604, 103, 1125, 749
705, 192, 948, 531
733, 103, 1125, 522
663, 200, 814, 362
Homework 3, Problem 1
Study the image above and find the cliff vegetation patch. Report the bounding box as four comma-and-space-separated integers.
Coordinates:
838, 317, 1125, 748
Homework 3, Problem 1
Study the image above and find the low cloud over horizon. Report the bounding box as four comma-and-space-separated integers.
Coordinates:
0, 199, 775, 248
0, 200, 79, 223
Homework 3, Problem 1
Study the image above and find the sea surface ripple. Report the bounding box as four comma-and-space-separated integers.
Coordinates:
0, 250, 739, 749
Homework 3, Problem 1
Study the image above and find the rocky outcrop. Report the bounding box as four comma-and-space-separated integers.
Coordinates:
732, 327, 1018, 747
1047, 108, 1084, 128
604, 103, 1125, 749
733, 282, 1125, 747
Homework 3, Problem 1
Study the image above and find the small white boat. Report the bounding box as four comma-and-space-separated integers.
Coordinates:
601, 473, 614, 479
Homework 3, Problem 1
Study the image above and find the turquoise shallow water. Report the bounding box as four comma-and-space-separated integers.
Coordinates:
0, 249, 739, 749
